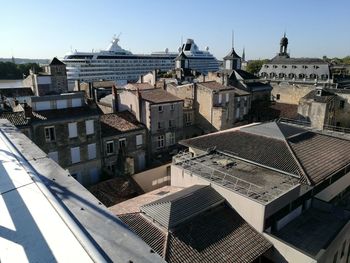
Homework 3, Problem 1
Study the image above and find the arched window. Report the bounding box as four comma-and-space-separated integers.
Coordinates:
279, 73, 285, 78
289, 73, 295, 79
260, 72, 268, 78
270, 72, 276, 78
299, 74, 305, 79
309, 74, 317, 79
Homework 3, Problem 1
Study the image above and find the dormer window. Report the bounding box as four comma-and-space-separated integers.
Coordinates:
273, 65, 278, 68
316, 89, 322, 96
264, 65, 269, 68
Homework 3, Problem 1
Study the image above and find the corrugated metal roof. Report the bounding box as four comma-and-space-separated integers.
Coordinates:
141, 185, 224, 229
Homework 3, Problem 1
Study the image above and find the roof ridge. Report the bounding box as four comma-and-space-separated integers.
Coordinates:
284, 139, 311, 185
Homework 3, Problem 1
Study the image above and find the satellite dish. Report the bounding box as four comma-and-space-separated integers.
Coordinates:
205, 46, 209, 51
165, 48, 169, 53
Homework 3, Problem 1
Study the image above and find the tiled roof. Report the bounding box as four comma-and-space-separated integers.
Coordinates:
140, 185, 224, 229
270, 57, 327, 65
139, 89, 183, 104
93, 81, 116, 88
181, 126, 305, 180
288, 132, 350, 184
119, 204, 272, 263
166, 205, 272, 263
198, 81, 233, 91
181, 121, 350, 185
126, 83, 155, 90
31, 106, 99, 121
0, 87, 34, 97
49, 57, 65, 66
302, 90, 336, 103
223, 48, 241, 60
100, 111, 144, 137
118, 213, 167, 257
88, 177, 141, 207
0, 111, 29, 126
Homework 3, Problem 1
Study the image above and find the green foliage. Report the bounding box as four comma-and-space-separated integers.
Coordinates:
246, 59, 269, 75
0, 62, 41, 79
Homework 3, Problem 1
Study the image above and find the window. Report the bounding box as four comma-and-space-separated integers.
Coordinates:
157, 135, 165, 149
106, 141, 114, 155
136, 134, 143, 146
72, 98, 82, 107
70, 147, 80, 164
218, 94, 222, 104
57, 99, 67, 109
169, 119, 175, 128
340, 100, 345, 109
85, 120, 94, 135
119, 138, 126, 149
158, 105, 163, 112
276, 94, 281, 100
225, 93, 229, 102
158, 121, 164, 130
68, 122, 78, 138
48, 151, 58, 163
184, 112, 193, 126
36, 101, 50, 111
236, 108, 240, 119
88, 143, 96, 160
166, 132, 175, 146
170, 104, 175, 111
44, 126, 55, 142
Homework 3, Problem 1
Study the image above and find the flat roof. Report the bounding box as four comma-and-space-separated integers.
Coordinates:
173, 151, 299, 204
109, 186, 184, 215
274, 204, 350, 257
0, 120, 164, 263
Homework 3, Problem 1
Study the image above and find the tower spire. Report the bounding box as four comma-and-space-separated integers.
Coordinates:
242, 47, 245, 62
231, 30, 234, 48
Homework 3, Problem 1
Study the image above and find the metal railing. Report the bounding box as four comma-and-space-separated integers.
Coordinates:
173, 151, 290, 203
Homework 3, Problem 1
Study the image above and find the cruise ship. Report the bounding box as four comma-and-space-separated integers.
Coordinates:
62, 36, 219, 88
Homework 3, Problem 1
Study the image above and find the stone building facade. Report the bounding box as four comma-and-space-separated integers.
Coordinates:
118, 88, 184, 160
29, 92, 102, 186
23, 57, 68, 96
100, 112, 147, 176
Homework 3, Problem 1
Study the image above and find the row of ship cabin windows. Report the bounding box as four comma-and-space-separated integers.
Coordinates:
264, 65, 321, 69
106, 134, 143, 155
48, 143, 97, 164
44, 120, 94, 142
260, 72, 329, 80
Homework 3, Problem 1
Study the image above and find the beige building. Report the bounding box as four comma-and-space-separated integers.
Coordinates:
23, 57, 68, 96
100, 111, 147, 176
118, 88, 184, 160
171, 121, 350, 263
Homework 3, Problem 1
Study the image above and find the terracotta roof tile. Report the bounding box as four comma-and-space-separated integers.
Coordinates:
100, 111, 144, 137
139, 89, 183, 104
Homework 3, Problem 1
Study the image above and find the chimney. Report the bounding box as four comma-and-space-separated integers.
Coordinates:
152, 69, 157, 87
112, 84, 119, 112
23, 101, 32, 118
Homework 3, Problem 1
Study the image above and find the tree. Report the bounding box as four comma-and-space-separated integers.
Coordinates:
0, 62, 41, 79
246, 59, 269, 75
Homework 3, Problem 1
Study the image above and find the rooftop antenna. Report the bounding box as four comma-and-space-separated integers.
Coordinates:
117, 32, 122, 39
181, 35, 183, 45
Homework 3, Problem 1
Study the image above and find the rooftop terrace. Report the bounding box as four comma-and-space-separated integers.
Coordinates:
173, 151, 299, 204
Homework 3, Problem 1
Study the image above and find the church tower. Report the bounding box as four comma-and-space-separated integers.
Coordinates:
223, 47, 241, 70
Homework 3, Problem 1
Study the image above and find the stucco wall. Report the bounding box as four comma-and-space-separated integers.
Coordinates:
271, 82, 314, 105
170, 164, 266, 232
132, 163, 171, 192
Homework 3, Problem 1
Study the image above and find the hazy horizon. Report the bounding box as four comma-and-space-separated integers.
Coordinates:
1, 0, 350, 60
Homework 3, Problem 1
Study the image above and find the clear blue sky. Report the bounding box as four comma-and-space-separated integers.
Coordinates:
1, 0, 349, 60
